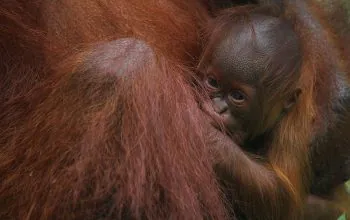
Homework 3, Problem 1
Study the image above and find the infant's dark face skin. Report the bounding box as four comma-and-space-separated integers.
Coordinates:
199, 14, 302, 143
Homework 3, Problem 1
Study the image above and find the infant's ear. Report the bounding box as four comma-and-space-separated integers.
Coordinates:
283, 88, 301, 110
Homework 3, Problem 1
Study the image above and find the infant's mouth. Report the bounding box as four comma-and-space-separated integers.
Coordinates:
201, 101, 225, 126
201, 101, 246, 145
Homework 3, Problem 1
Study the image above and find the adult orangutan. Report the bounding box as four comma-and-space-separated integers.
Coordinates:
318, 0, 350, 72
0, 0, 303, 219
198, 0, 350, 218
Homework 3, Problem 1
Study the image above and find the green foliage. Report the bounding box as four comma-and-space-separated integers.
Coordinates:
338, 213, 347, 220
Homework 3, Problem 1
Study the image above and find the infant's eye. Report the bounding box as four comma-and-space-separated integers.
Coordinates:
230, 90, 246, 104
206, 76, 219, 89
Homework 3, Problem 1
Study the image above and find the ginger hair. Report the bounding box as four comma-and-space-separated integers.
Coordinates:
0, 1, 228, 219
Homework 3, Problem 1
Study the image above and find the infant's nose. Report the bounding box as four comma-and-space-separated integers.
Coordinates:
212, 97, 228, 114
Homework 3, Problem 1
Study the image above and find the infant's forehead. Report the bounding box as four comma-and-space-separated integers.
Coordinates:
211, 15, 300, 84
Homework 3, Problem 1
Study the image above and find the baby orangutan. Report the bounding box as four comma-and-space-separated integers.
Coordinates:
196, 8, 307, 220
199, 3, 349, 219
199, 9, 302, 152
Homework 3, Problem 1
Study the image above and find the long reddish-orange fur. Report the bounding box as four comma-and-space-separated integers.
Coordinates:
0, 1, 229, 219
1, 0, 346, 219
